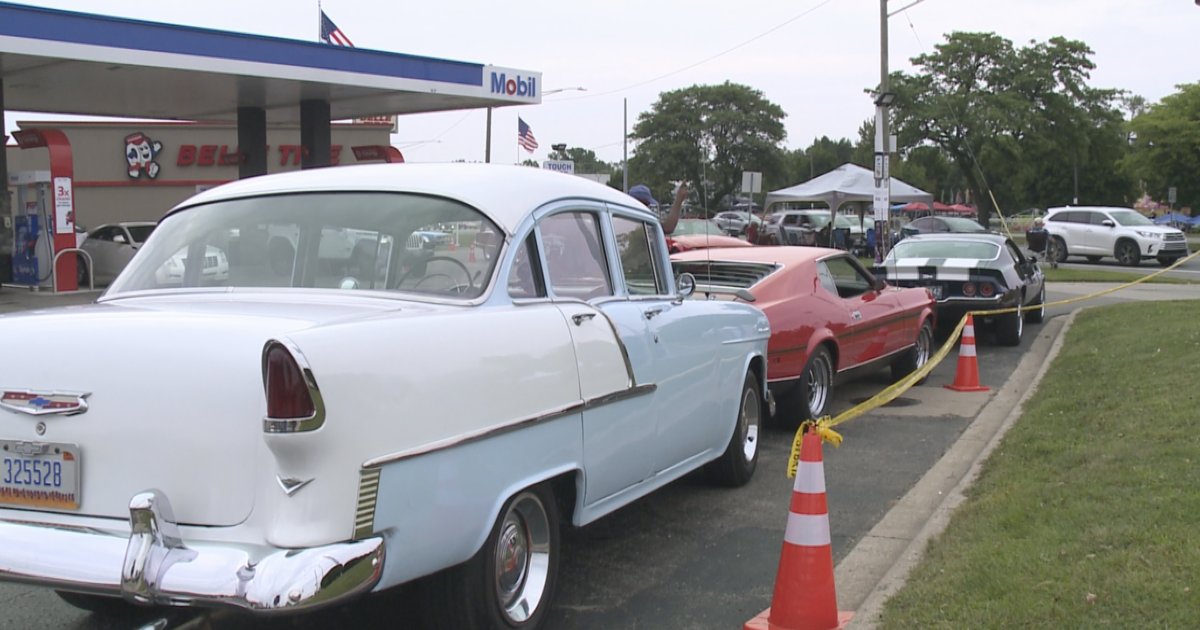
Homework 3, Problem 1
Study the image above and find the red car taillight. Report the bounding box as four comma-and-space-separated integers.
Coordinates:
979, 283, 995, 297
962, 283, 977, 297
264, 343, 316, 419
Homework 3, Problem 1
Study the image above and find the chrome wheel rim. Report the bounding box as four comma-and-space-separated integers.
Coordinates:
739, 387, 760, 463
1038, 288, 1045, 318
493, 492, 551, 624
915, 326, 932, 369
806, 353, 833, 418
1117, 243, 1137, 266
1016, 310, 1024, 339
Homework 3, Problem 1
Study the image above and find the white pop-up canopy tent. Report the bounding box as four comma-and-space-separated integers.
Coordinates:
764, 163, 934, 213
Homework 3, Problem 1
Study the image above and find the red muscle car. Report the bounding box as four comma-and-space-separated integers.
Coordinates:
672, 246, 935, 421
666, 219, 753, 253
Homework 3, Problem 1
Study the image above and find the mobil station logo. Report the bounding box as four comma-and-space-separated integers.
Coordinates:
490, 71, 537, 99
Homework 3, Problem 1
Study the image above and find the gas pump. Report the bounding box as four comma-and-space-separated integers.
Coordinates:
7, 171, 65, 290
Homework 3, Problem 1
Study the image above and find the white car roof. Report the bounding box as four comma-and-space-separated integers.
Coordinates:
1046, 206, 1135, 215
173, 163, 649, 236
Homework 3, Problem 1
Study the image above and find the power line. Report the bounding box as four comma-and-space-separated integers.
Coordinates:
553, 0, 840, 102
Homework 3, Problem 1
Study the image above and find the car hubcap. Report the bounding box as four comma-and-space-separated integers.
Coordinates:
916, 327, 932, 369
1118, 244, 1135, 265
806, 354, 832, 418
740, 387, 760, 463
1016, 311, 1024, 338
1039, 289, 1045, 318
494, 493, 551, 624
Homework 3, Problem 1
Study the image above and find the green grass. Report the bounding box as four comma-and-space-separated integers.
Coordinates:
1042, 267, 1200, 285
878, 301, 1200, 629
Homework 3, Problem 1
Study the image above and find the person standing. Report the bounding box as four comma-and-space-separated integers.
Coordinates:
628, 183, 688, 234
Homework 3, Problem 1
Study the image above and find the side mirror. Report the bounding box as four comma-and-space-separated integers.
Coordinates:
676, 272, 696, 299
1102, 219, 1115, 228
872, 276, 887, 291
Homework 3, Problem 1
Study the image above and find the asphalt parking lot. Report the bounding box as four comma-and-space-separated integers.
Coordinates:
2, 281, 1199, 630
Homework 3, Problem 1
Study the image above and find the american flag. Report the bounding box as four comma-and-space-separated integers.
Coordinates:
517, 118, 539, 153
320, 10, 355, 47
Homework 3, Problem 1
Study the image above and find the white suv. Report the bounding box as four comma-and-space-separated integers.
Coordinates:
1043, 206, 1188, 267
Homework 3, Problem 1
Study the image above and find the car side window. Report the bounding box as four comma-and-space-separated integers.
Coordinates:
816, 262, 838, 295
507, 233, 545, 299
91, 227, 114, 242
1089, 212, 1109, 225
539, 211, 613, 300
820, 256, 873, 299
1047, 213, 1067, 223
934, 219, 949, 232
611, 215, 663, 296
783, 214, 799, 226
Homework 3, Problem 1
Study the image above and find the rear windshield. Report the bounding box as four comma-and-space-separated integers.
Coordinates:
106, 192, 502, 300
888, 240, 1000, 261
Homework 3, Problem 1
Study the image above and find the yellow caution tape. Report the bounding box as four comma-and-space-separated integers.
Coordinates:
786, 246, 1200, 477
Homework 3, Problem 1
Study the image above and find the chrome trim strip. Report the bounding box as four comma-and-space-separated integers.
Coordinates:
721, 334, 772, 345
361, 384, 657, 469
693, 284, 757, 301
354, 469, 381, 540
261, 339, 327, 434
276, 476, 315, 497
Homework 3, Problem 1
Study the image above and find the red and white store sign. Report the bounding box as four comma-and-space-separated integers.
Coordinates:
175, 145, 344, 166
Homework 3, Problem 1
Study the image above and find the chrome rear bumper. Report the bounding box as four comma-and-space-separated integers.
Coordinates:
0, 489, 384, 613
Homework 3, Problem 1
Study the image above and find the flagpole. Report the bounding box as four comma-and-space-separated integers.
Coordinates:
317, 1, 321, 42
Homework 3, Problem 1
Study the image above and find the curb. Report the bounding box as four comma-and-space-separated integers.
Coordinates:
835, 310, 1080, 629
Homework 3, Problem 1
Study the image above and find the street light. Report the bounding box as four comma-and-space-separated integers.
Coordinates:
874, 92, 897, 107
543, 86, 587, 96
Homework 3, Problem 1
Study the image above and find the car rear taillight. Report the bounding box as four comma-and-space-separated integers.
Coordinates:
979, 283, 995, 297
264, 343, 315, 419
962, 283, 977, 297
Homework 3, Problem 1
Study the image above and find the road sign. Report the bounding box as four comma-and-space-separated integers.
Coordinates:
742, 171, 762, 194
1169, 187, 1177, 204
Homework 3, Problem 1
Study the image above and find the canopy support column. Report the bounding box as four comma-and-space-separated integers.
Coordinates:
237, 106, 268, 179
0, 78, 11, 283
300, 99, 332, 170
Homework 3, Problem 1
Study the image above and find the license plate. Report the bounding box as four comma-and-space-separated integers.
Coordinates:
927, 285, 944, 300
0, 440, 81, 510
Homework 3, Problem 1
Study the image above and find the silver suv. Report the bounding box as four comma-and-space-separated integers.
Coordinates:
1043, 206, 1188, 267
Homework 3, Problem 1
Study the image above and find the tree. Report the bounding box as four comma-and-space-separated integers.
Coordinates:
546, 147, 617, 174
890, 32, 1132, 224
630, 82, 787, 214
1125, 82, 1200, 212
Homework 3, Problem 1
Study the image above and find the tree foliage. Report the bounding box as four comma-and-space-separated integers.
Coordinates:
1125, 82, 1200, 212
629, 82, 787, 213
890, 32, 1134, 223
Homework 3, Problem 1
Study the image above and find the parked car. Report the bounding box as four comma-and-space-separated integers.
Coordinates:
1043, 206, 1189, 266
899, 216, 989, 240
762, 210, 862, 250
0, 163, 769, 629
672, 246, 935, 421
666, 218, 753, 253
76, 221, 157, 285
713, 211, 761, 235
874, 233, 1045, 346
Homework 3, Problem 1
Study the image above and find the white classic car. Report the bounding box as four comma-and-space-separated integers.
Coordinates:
0, 164, 770, 628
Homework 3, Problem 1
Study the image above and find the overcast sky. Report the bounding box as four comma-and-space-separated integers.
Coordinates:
7, 0, 1199, 171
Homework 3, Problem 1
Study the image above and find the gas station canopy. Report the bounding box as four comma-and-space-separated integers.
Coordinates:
0, 1, 541, 122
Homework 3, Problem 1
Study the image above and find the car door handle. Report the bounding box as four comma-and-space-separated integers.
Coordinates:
571, 313, 596, 326
644, 307, 664, 320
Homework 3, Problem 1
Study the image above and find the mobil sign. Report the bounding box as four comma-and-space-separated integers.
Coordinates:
486, 66, 541, 101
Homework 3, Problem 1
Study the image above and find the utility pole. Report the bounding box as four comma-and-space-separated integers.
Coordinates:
623, 98, 628, 193
485, 107, 492, 163
873, 0, 892, 263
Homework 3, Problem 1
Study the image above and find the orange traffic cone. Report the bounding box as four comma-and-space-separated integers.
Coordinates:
468, 244, 477, 263
744, 430, 853, 630
449, 237, 456, 252
944, 314, 989, 392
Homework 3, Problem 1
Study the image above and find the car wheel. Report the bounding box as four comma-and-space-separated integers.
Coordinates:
1115, 240, 1141, 266
268, 237, 295, 276
1158, 256, 1180, 267
1025, 286, 1046, 324
75, 256, 89, 288
996, 308, 1024, 346
419, 483, 559, 630
799, 346, 834, 421
1085, 255, 1102, 263
891, 320, 933, 384
705, 371, 761, 487
55, 591, 137, 616
1051, 236, 1068, 264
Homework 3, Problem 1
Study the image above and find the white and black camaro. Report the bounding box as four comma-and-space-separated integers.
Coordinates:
874, 232, 1046, 346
